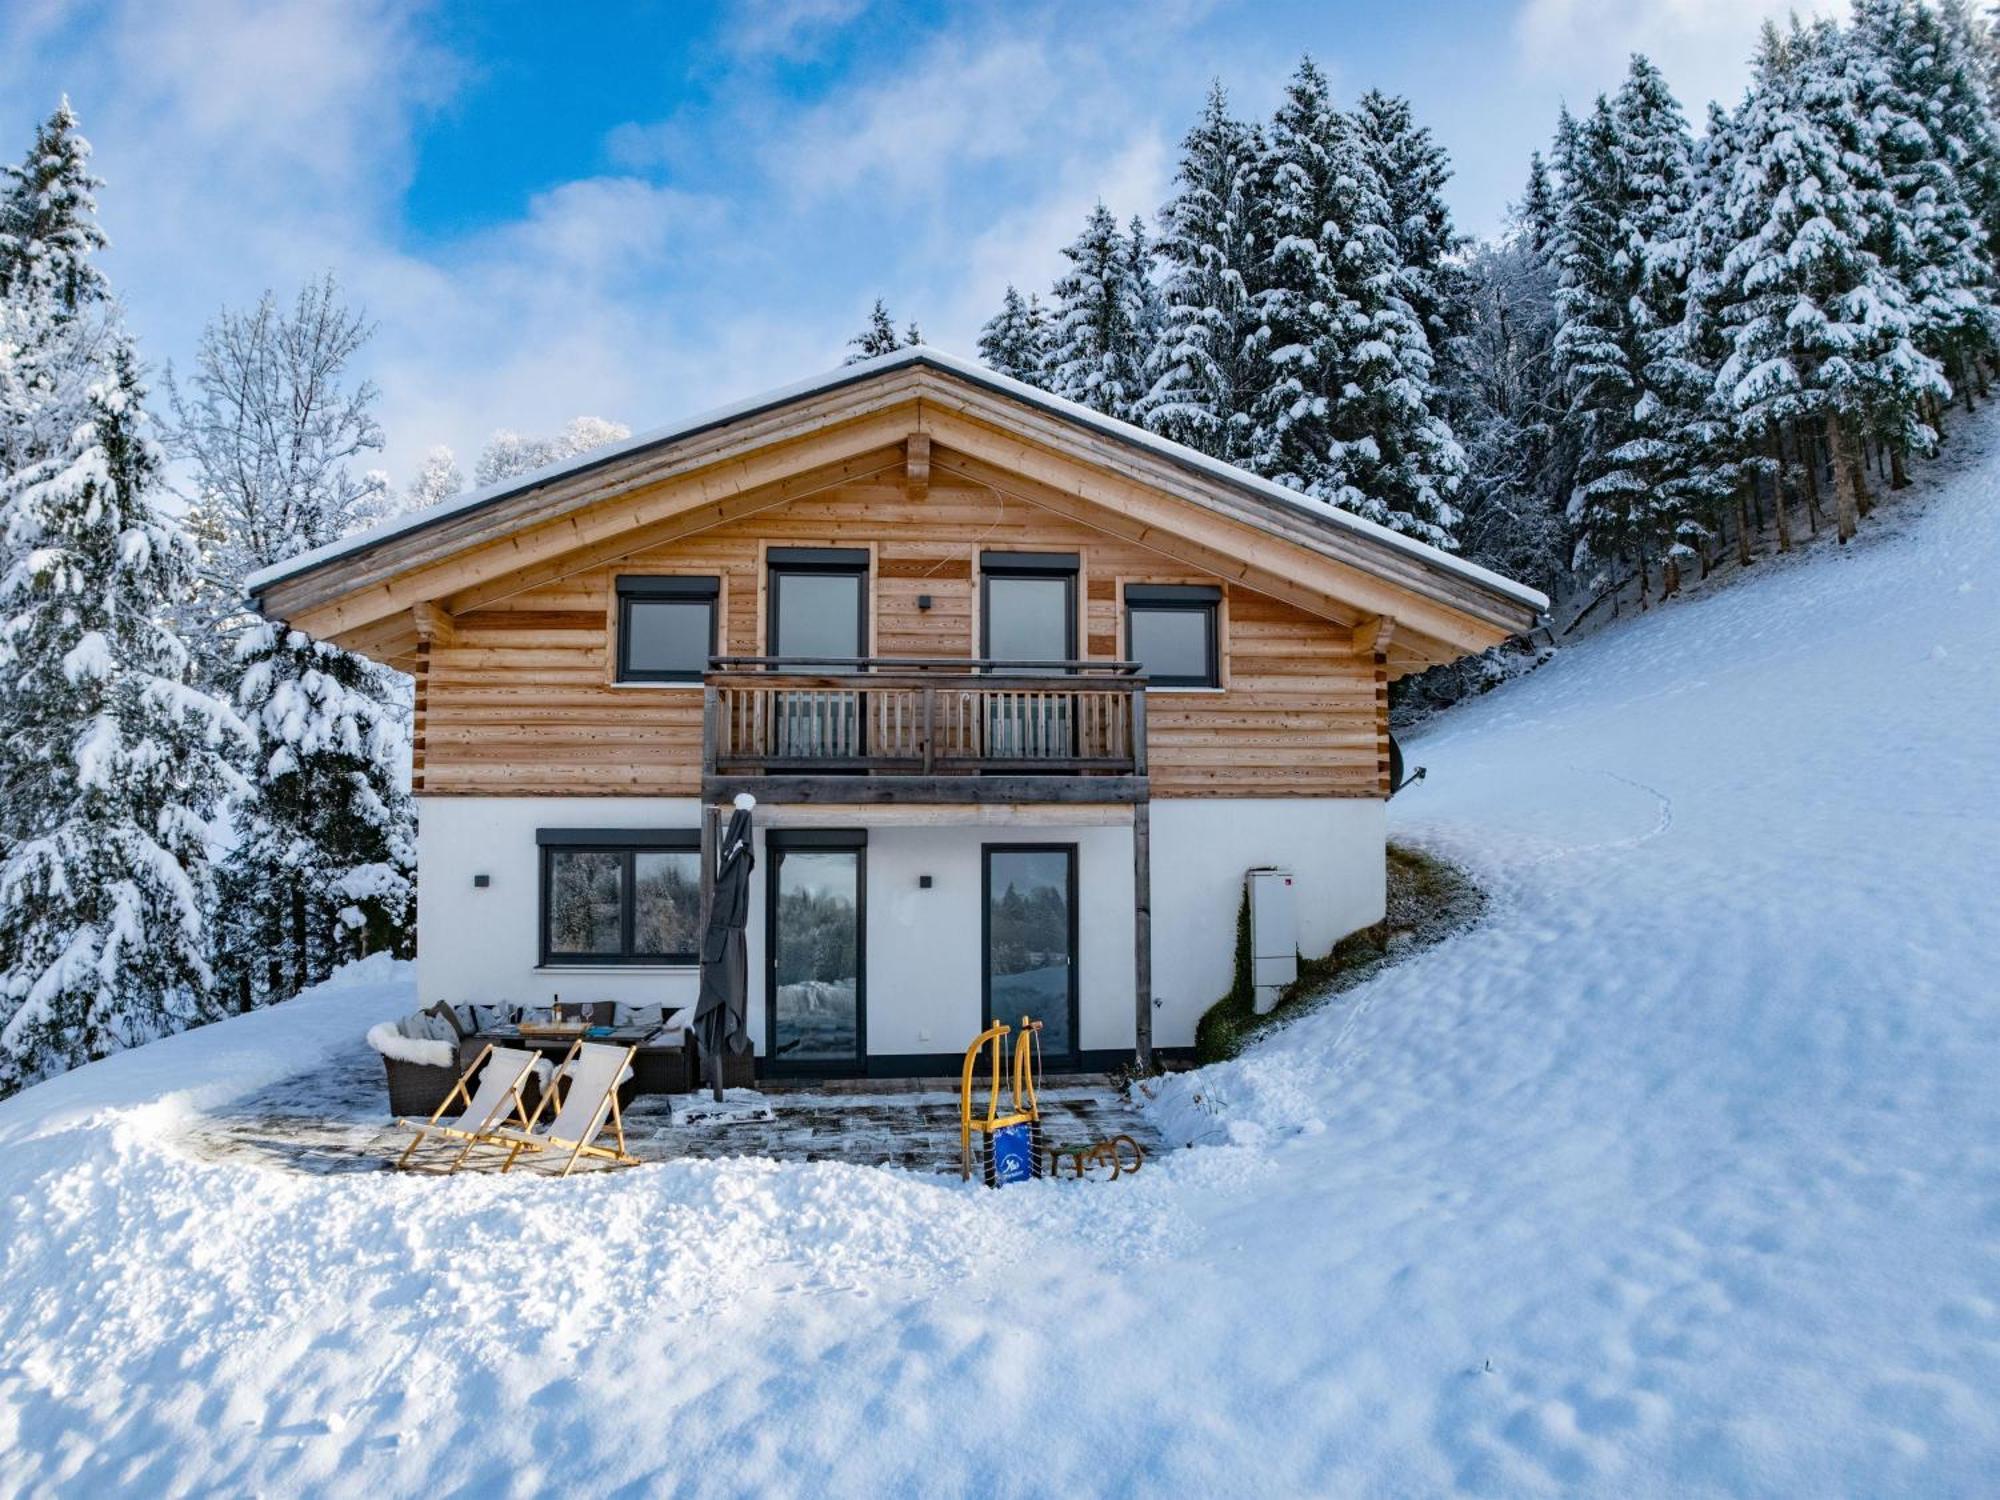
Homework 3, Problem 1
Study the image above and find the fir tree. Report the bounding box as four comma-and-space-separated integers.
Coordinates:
1251, 57, 1463, 543
1045, 203, 1151, 420
977, 285, 1050, 385
0, 97, 107, 313
1851, 0, 1999, 405
1551, 59, 1714, 596
220, 624, 414, 1004
0, 285, 246, 1093
1143, 81, 1263, 460
1710, 20, 1947, 543
1352, 89, 1474, 380
844, 298, 917, 364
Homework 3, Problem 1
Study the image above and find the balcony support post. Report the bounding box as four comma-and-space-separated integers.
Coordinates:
1133, 795, 1153, 1073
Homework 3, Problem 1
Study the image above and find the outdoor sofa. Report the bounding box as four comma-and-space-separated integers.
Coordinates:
367, 1001, 711, 1114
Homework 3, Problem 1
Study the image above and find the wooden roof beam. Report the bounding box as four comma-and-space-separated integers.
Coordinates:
904, 432, 931, 501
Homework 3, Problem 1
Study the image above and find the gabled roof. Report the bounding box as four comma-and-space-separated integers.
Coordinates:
248, 346, 1546, 679
246, 345, 1546, 614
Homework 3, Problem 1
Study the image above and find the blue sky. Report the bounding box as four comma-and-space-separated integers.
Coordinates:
4, 0, 1830, 486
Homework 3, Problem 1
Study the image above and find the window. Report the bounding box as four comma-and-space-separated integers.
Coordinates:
767, 547, 868, 667
616, 575, 719, 683
1126, 584, 1221, 687
538, 828, 703, 965
981, 552, 1077, 670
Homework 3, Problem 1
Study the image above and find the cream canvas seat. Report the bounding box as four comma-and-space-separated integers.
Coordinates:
485, 1041, 640, 1177
396, 1044, 544, 1173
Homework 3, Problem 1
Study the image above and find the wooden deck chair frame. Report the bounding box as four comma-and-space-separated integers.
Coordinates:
395, 1043, 541, 1174
487, 1040, 641, 1178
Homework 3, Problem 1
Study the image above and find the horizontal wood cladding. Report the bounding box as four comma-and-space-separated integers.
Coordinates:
417, 476, 1386, 798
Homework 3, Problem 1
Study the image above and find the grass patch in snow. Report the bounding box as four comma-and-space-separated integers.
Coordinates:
1192, 842, 1485, 1063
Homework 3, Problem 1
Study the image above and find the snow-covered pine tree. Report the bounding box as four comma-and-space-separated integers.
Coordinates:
1551, 99, 1646, 581
1551, 59, 1713, 598
1850, 0, 1999, 412
1142, 81, 1264, 461
1938, 0, 2000, 272
1677, 100, 1760, 567
977, 285, 1051, 385
166, 277, 416, 1009
1045, 203, 1152, 420
1448, 162, 1572, 592
1125, 214, 1163, 370
401, 445, 464, 513
844, 298, 915, 364
1710, 19, 1947, 543
474, 415, 631, 487
0, 97, 107, 313
1352, 89, 1474, 387
220, 623, 414, 1004
0, 276, 246, 1093
1250, 57, 1463, 544
1610, 55, 1714, 593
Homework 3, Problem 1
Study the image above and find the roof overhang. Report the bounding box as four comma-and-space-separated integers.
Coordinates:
250, 347, 1546, 678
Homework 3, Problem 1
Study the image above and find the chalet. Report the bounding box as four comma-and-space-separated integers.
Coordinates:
247, 348, 1545, 1077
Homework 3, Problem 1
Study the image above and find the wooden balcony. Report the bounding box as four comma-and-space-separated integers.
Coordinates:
701, 657, 1149, 805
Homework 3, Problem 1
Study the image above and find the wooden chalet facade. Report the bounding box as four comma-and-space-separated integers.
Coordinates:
250, 349, 1543, 1076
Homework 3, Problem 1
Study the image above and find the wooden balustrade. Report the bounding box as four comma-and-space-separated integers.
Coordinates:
701, 657, 1148, 804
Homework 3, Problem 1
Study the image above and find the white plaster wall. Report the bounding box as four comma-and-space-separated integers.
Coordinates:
857, 823, 1135, 1058
416, 795, 1377, 1062
416, 796, 706, 1015
1146, 798, 1386, 1049
417, 798, 1135, 1062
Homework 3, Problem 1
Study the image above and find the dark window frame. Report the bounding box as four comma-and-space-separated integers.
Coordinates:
979, 551, 1078, 667
766, 548, 870, 665
537, 826, 703, 966
981, 842, 1081, 1065
764, 827, 868, 1077
615, 574, 720, 684
1124, 583, 1222, 688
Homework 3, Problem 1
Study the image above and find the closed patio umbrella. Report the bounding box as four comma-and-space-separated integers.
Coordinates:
694, 794, 756, 1102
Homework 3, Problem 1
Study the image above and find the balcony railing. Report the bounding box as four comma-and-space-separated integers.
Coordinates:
701, 656, 1148, 803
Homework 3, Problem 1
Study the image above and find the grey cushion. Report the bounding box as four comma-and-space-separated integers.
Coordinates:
615, 1003, 665, 1029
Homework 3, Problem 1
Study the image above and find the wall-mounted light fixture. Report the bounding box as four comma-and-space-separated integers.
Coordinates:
918, 874, 933, 889
473, 874, 491, 888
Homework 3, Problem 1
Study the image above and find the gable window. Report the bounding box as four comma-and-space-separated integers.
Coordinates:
1125, 584, 1221, 688
617, 575, 719, 683
538, 828, 703, 965
767, 547, 869, 667
981, 551, 1077, 671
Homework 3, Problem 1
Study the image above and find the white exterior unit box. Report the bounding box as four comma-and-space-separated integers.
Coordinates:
1248, 867, 1298, 1015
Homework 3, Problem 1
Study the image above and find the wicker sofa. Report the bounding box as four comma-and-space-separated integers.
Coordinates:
369, 1000, 717, 1113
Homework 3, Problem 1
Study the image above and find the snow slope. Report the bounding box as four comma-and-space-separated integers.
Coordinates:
4, 428, 1998, 1496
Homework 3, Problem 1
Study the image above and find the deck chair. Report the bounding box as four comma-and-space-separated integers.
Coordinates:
396, 1044, 544, 1173
487, 1040, 640, 1177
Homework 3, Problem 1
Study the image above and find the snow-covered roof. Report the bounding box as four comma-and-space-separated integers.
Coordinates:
245, 345, 1549, 615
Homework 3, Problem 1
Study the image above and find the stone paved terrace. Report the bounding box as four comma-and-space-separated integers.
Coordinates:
175, 1041, 1167, 1178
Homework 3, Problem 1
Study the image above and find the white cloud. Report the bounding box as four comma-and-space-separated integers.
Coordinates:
1513, 0, 1841, 114
774, 36, 1067, 198
726, 0, 872, 61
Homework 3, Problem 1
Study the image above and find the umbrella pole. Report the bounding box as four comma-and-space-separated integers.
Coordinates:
700, 801, 725, 1103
